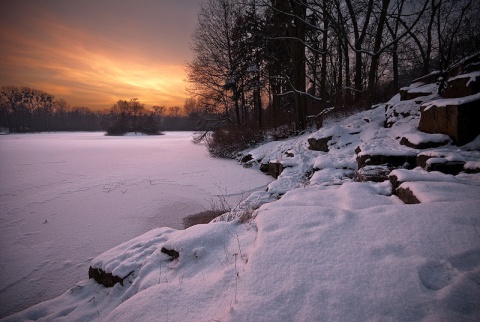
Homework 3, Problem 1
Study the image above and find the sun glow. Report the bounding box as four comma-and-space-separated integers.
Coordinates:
0, 6, 188, 110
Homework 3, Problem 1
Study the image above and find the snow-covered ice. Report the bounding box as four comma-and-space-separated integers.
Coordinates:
2, 98, 480, 321
0, 132, 272, 318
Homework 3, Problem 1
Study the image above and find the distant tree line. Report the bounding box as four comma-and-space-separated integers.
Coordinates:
0, 86, 199, 134
186, 0, 480, 141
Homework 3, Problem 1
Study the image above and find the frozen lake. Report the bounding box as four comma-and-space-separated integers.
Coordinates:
0, 132, 271, 318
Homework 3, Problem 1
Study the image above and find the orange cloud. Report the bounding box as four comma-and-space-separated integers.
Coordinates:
0, 8, 188, 110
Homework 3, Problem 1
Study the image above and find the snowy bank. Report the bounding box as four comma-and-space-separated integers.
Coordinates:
3, 99, 480, 321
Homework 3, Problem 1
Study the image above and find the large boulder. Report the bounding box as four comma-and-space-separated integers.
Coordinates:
260, 160, 284, 178
268, 161, 283, 179
308, 136, 332, 152
354, 165, 391, 182
419, 93, 480, 145
441, 72, 480, 98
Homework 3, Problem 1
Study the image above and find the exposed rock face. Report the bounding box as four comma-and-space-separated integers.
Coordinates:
441, 72, 480, 98
88, 267, 132, 287
354, 165, 391, 182
308, 136, 332, 152
464, 162, 480, 173
240, 154, 253, 163
399, 136, 449, 149
268, 162, 283, 179
416, 154, 431, 169
388, 171, 421, 204
426, 161, 465, 175
416, 151, 466, 175
405, 138, 443, 149
388, 173, 403, 191
416, 54, 480, 146
356, 153, 416, 169
260, 161, 284, 178
395, 186, 420, 204
161, 247, 179, 261
259, 163, 269, 173
419, 94, 480, 145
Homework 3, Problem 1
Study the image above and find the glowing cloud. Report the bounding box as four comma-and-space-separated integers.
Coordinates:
0, 1, 196, 110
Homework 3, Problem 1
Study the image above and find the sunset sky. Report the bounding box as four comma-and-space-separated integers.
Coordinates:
0, 0, 202, 110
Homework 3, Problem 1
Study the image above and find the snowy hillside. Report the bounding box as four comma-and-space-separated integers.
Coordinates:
3, 89, 480, 321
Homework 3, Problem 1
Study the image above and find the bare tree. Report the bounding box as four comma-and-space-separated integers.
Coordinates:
186, 0, 241, 126
270, 0, 308, 131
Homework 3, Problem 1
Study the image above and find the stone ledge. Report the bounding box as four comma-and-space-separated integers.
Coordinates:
88, 267, 133, 287
357, 153, 416, 169
308, 136, 332, 152
419, 93, 480, 145
354, 165, 391, 182
395, 186, 420, 204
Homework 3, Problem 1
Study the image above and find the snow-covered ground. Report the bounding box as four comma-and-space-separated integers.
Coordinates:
0, 132, 272, 318
2, 93, 480, 321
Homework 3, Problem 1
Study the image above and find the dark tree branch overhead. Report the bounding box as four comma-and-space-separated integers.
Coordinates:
184, 0, 480, 140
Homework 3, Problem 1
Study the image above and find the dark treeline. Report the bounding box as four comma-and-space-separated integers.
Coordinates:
103, 98, 198, 135
0, 86, 197, 134
186, 0, 480, 156
0, 86, 101, 132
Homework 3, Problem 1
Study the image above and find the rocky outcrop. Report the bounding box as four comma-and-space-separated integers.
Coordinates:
426, 160, 465, 175
417, 54, 480, 146
161, 247, 179, 261
356, 153, 416, 169
419, 93, 480, 145
88, 267, 133, 287
441, 72, 480, 98
395, 186, 420, 204
260, 161, 284, 178
399, 136, 450, 149
416, 151, 466, 175
354, 165, 391, 182
240, 154, 253, 163
308, 136, 332, 152
464, 162, 480, 173
354, 145, 416, 184
268, 161, 283, 179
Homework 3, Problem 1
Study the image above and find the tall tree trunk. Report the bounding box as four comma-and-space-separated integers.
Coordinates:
290, 1, 307, 131
337, 39, 344, 107
366, 0, 390, 109
320, 0, 329, 110
345, 0, 374, 106
343, 34, 352, 106
274, 0, 307, 131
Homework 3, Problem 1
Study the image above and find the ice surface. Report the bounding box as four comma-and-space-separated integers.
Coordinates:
0, 132, 271, 318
